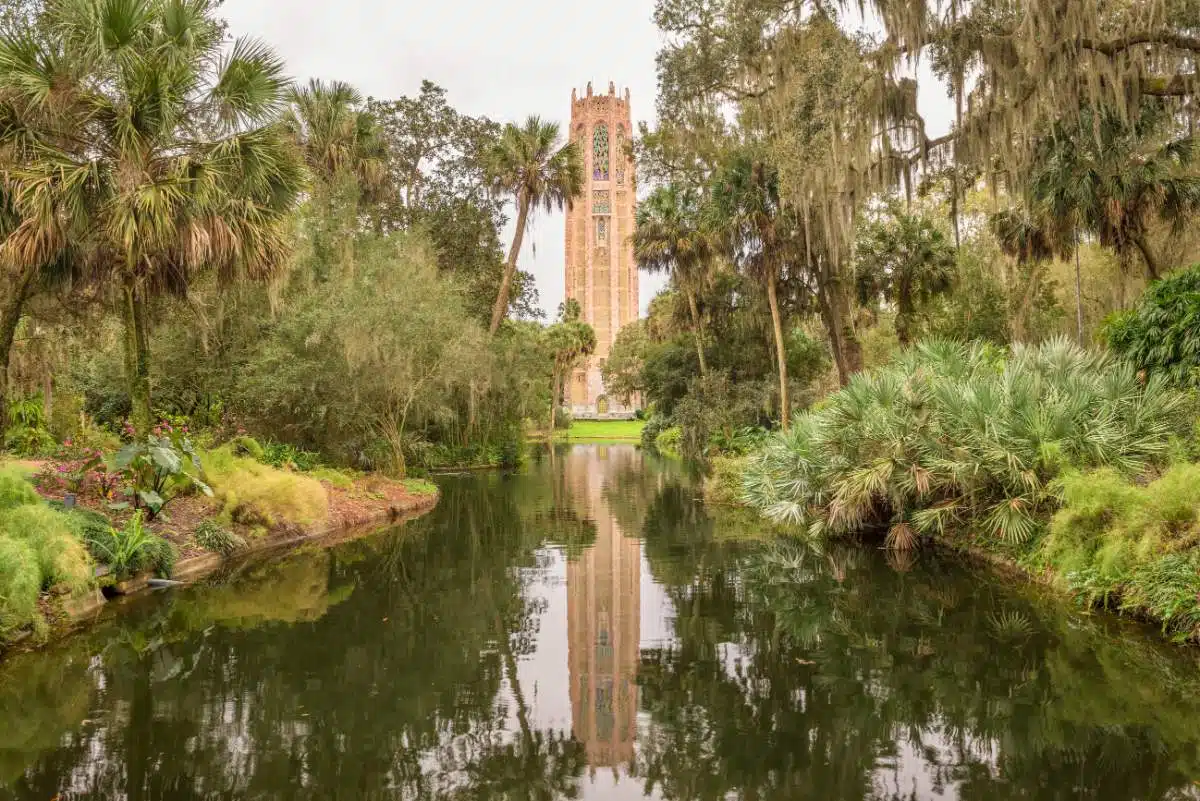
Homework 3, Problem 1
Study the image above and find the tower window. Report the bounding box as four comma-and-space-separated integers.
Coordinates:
615, 125, 625, 184
593, 124, 609, 180
596, 217, 608, 245
592, 189, 611, 214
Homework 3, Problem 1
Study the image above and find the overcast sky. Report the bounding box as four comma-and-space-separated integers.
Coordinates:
219, 0, 952, 319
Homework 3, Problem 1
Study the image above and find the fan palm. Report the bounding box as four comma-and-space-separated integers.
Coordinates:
285, 79, 385, 188
1029, 103, 1200, 280
486, 116, 583, 336
854, 203, 955, 346
0, 0, 305, 434
633, 185, 714, 374
711, 153, 791, 429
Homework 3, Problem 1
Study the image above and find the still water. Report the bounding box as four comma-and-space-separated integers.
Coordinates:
3, 444, 1200, 800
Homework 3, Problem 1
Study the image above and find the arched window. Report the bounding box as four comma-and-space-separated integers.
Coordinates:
615, 125, 626, 184
593, 123, 609, 180
596, 217, 608, 245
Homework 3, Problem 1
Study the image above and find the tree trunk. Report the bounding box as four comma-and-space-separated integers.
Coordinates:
490, 190, 531, 336
685, 288, 708, 376
895, 282, 914, 348
123, 278, 153, 436
820, 267, 862, 386
0, 260, 40, 439
549, 370, 558, 433
1132, 235, 1161, 280
765, 269, 790, 431
1074, 229, 1085, 345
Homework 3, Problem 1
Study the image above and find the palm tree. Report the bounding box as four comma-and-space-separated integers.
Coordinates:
1029, 103, 1200, 281
285, 79, 387, 190
711, 153, 792, 429
0, 0, 304, 435
854, 202, 956, 347
486, 117, 583, 336
284, 79, 386, 275
989, 206, 1069, 342
633, 185, 714, 374
543, 299, 595, 432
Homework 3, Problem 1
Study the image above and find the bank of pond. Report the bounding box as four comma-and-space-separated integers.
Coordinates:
3, 445, 1200, 800
0, 434, 438, 651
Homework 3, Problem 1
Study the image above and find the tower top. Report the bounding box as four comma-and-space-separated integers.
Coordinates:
571, 81, 631, 110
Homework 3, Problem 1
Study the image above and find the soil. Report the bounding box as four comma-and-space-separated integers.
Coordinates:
26, 461, 438, 558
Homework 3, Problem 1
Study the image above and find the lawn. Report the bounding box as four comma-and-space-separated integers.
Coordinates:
554, 419, 645, 441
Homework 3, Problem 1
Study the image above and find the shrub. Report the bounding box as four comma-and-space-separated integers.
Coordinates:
84, 511, 173, 579
654, 426, 683, 457
743, 339, 1183, 548
705, 456, 748, 506
1106, 264, 1200, 387
0, 505, 93, 594
0, 467, 42, 510
261, 441, 320, 471
202, 447, 329, 529
194, 520, 246, 555
229, 435, 265, 462
307, 466, 355, 489
5, 395, 56, 457
114, 434, 212, 519
1046, 464, 1200, 637
0, 538, 41, 638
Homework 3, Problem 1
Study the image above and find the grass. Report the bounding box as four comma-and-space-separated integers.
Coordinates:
554, 419, 646, 442
201, 446, 329, 529
401, 478, 438, 496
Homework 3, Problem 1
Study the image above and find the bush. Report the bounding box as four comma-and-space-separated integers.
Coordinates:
83, 511, 174, 579
114, 434, 212, 519
307, 466, 356, 489
1106, 265, 1200, 387
261, 441, 321, 472
194, 520, 246, 555
5, 395, 56, 457
0, 466, 42, 510
743, 339, 1183, 548
0, 538, 41, 638
705, 456, 749, 506
229, 435, 265, 462
0, 505, 93, 594
654, 426, 683, 457
202, 446, 329, 529
640, 412, 671, 449
1045, 464, 1200, 637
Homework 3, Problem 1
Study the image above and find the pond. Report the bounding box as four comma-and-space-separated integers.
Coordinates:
3, 443, 1200, 800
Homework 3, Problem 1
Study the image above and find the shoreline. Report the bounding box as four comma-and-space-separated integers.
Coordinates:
3, 485, 440, 659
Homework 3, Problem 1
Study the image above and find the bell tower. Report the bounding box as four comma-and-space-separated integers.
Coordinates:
565, 82, 639, 418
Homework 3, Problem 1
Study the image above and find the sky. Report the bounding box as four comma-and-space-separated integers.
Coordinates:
218, 0, 954, 319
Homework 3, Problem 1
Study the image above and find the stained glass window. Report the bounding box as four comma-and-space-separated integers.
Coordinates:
596, 217, 608, 245
593, 124, 609, 180
592, 189, 611, 214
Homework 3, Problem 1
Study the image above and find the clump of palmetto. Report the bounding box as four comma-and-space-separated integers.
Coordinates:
742, 338, 1183, 549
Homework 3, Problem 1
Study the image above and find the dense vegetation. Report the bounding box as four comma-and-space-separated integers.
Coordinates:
0, 0, 599, 645
603, 0, 1200, 639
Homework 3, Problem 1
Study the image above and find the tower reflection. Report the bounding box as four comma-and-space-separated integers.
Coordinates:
565, 445, 641, 769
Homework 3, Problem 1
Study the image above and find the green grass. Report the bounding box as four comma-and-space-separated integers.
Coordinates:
401, 478, 438, 496
554, 419, 646, 442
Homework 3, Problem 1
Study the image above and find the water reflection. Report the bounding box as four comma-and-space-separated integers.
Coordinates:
564, 446, 640, 769
2, 444, 1200, 800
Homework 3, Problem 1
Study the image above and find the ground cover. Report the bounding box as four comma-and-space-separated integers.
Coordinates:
553, 419, 646, 441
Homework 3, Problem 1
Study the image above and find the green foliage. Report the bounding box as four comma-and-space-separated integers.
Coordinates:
202, 447, 329, 529
0, 505, 92, 594
704, 455, 749, 506
0, 537, 40, 639
114, 435, 212, 519
672, 372, 770, 458
743, 339, 1183, 548
83, 511, 173, 580
5, 395, 56, 456
261, 441, 321, 472
193, 520, 246, 556
1106, 265, 1200, 386
0, 465, 42, 509
1045, 464, 1200, 637
401, 479, 438, 496
654, 426, 683, 457
307, 466, 356, 489
230, 435, 266, 462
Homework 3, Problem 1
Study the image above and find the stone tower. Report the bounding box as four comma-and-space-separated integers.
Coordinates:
565, 82, 639, 419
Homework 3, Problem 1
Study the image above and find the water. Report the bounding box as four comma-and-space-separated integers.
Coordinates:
3, 443, 1200, 800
